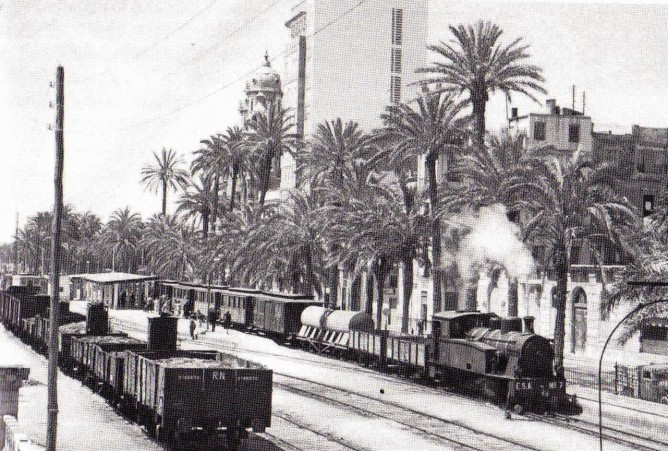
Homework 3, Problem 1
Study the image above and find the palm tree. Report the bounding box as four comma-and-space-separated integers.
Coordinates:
99, 207, 143, 272
142, 214, 202, 280
376, 91, 465, 313
418, 21, 546, 147
299, 118, 374, 306
192, 135, 225, 232
221, 126, 246, 212
246, 191, 326, 295
300, 119, 372, 190
604, 194, 668, 344
140, 147, 190, 216
245, 105, 298, 206
328, 180, 428, 329
507, 151, 638, 369
176, 175, 217, 240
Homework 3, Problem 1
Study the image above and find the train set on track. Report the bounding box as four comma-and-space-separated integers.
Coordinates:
0, 276, 582, 448
159, 280, 581, 415
0, 285, 273, 450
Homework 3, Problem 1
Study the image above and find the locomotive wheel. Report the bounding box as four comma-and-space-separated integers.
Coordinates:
513, 404, 526, 415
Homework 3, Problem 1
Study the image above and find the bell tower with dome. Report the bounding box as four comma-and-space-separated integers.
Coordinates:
239, 52, 283, 129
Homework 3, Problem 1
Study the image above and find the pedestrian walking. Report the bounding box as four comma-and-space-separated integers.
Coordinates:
189, 316, 197, 340
223, 311, 232, 334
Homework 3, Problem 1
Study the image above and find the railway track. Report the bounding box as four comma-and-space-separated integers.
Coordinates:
526, 412, 668, 451
270, 413, 366, 451
274, 374, 539, 451
577, 394, 668, 421
110, 316, 540, 450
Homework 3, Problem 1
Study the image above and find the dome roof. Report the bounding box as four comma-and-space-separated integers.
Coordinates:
246, 52, 281, 93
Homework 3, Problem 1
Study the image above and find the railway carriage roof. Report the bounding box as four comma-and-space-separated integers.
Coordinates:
432, 311, 487, 321
254, 291, 318, 303
81, 272, 158, 285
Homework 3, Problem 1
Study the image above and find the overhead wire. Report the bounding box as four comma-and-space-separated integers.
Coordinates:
93, 0, 222, 81
111, 0, 369, 134
160, 0, 287, 80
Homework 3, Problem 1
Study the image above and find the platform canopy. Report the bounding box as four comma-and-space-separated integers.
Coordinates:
80, 272, 158, 285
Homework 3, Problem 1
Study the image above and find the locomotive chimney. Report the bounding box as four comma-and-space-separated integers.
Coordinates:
147, 314, 178, 351
500, 319, 510, 334
86, 302, 109, 336
523, 316, 535, 334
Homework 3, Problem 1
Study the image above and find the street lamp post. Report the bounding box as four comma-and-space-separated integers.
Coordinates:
598, 281, 668, 451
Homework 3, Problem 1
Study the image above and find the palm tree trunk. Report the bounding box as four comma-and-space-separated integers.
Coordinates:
374, 266, 385, 330
464, 281, 477, 311
401, 252, 414, 333
162, 181, 168, 216
329, 265, 338, 309
202, 213, 209, 240
472, 95, 486, 149
365, 271, 374, 317
211, 173, 219, 232
303, 251, 317, 297
258, 154, 273, 207
508, 276, 519, 317
426, 154, 444, 312
351, 274, 361, 311
553, 244, 569, 370
229, 165, 239, 212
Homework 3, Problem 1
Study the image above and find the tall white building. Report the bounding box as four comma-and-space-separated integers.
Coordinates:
281, 0, 429, 189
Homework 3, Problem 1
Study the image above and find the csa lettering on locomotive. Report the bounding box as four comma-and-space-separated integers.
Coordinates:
515, 381, 533, 390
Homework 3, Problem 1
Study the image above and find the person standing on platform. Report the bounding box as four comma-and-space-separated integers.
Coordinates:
223, 311, 232, 334
189, 316, 197, 340
209, 309, 217, 332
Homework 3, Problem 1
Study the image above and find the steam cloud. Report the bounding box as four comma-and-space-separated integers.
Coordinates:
449, 203, 535, 281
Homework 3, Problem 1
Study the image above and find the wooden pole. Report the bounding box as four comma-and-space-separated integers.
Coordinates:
46, 65, 64, 451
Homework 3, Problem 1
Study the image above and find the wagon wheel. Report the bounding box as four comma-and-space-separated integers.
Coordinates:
621, 387, 633, 397
226, 428, 242, 451
660, 396, 668, 405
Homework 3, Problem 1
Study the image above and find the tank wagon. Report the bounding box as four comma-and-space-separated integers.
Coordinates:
298, 306, 375, 353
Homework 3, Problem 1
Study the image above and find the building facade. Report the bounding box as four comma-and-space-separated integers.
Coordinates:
281, 0, 428, 190
514, 98, 594, 156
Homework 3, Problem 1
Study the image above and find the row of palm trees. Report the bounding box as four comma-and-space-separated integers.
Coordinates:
7, 21, 655, 369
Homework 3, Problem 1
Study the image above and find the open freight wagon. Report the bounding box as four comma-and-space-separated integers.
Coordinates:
123, 349, 272, 447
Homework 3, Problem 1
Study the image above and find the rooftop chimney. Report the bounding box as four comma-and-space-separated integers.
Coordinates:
546, 99, 557, 114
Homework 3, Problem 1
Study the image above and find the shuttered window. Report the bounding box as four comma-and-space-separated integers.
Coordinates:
391, 8, 403, 45
391, 48, 402, 73
390, 76, 401, 103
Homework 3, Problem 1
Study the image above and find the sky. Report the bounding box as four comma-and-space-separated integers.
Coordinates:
1, 0, 668, 243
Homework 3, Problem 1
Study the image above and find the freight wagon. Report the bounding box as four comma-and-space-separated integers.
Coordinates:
123, 349, 272, 447
252, 291, 321, 341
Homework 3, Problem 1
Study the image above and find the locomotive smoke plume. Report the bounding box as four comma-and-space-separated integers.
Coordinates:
450, 204, 535, 281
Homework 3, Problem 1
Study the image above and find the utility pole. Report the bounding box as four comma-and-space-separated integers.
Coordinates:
46, 65, 64, 451
13, 213, 18, 274
582, 91, 586, 115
